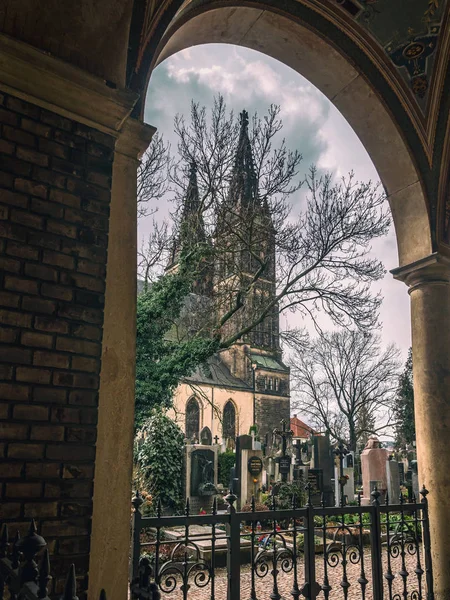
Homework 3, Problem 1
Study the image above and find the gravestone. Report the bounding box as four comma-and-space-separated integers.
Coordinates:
311, 435, 334, 505
200, 426, 212, 446
410, 460, 420, 500
386, 459, 400, 502
360, 435, 389, 505
334, 466, 355, 506
240, 451, 264, 504
185, 445, 219, 513
398, 462, 405, 484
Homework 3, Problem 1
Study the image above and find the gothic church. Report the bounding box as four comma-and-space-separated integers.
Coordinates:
168, 111, 290, 445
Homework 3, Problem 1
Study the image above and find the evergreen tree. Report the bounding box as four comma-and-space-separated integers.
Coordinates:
394, 348, 415, 447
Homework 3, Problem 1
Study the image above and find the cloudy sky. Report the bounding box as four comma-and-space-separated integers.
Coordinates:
141, 44, 411, 361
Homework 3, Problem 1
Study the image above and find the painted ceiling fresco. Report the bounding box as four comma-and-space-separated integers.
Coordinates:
332, 0, 447, 111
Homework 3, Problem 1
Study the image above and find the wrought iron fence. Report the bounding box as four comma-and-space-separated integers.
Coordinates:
130, 486, 434, 600
0, 520, 105, 600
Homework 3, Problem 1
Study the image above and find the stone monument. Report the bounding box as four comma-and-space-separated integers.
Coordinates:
185, 444, 219, 513
360, 435, 389, 505
386, 456, 401, 502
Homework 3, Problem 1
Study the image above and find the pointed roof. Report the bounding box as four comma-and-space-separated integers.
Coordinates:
228, 110, 258, 207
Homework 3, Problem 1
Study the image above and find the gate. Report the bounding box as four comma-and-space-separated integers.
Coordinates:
130, 486, 434, 600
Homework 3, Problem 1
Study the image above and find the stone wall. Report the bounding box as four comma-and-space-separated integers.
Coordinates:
255, 395, 290, 441
0, 91, 113, 596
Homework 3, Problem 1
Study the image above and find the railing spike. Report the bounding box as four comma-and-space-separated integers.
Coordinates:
99, 589, 106, 600
185, 497, 190, 517
420, 486, 429, 502
0, 524, 8, 558
131, 491, 144, 513
156, 498, 162, 518
371, 486, 381, 506
38, 548, 51, 599
251, 496, 255, 512
62, 564, 78, 600
357, 491, 361, 507
212, 497, 217, 515
385, 491, 389, 506
12, 531, 20, 569
292, 493, 297, 510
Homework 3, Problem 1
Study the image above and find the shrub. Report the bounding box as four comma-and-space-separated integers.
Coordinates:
134, 410, 185, 513
218, 450, 236, 487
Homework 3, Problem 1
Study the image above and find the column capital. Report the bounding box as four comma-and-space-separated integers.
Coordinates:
391, 252, 450, 291
115, 117, 156, 161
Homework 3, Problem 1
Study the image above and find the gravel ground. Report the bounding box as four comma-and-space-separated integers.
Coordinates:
154, 546, 428, 599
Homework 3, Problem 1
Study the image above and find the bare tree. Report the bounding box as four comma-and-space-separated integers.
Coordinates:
290, 331, 401, 452
137, 132, 171, 219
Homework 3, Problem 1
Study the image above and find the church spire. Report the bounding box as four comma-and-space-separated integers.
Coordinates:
228, 110, 258, 207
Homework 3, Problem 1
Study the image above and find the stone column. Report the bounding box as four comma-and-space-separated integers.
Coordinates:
88, 118, 154, 600
393, 253, 450, 600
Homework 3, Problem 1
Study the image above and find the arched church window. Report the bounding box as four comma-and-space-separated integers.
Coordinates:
186, 397, 200, 442
200, 426, 212, 445
223, 400, 236, 441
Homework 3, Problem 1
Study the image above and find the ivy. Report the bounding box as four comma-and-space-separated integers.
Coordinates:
218, 450, 236, 487
134, 411, 185, 513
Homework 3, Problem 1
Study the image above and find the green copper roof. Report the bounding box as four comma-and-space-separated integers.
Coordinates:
250, 353, 288, 372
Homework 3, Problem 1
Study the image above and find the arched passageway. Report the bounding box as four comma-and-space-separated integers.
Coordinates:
92, 4, 450, 600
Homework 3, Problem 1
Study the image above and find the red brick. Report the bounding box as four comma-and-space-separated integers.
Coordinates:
40, 110, 72, 131
15, 179, 47, 199
32, 167, 66, 189
34, 316, 69, 334
6, 240, 39, 259
70, 324, 101, 341
0, 189, 28, 208
51, 406, 81, 424
24, 263, 58, 282
0, 402, 9, 419
57, 304, 103, 324
33, 351, 69, 369
56, 337, 100, 357
0, 170, 14, 188
21, 296, 57, 315
10, 208, 44, 230
16, 367, 51, 384
5, 482, 42, 497
13, 404, 49, 420
0, 221, 27, 242
21, 118, 52, 138
61, 239, 106, 263
54, 130, 86, 150
0, 364, 13, 379
0, 291, 20, 308
62, 464, 94, 479
66, 427, 96, 444
42, 250, 75, 270
41, 519, 90, 538
4, 276, 39, 294
0, 309, 32, 328
30, 198, 64, 219
0, 256, 21, 273
7, 444, 44, 459
52, 371, 75, 387
3, 125, 35, 147
49, 189, 80, 208
1, 503, 22, 518
0, 138, 14, 154
33, 387, 67, 404
6, 97, 40, 119
53, 158, 84, 178
1, 155, 32, 177
0, 204, 8, 219
0, 107, 19, 126
16, 146, 49, 167
61, 272, 104, 293
86, 171, 110, 189
0, 346, 31, 364
61, 502, 91, 517
68, 390, 97, 406
38, 138, 70, 159
41, 283, 73, 301
21, 331, 53, 349
24, 502, 58, 517
0, 462, 24, 478
45, 444, 95, 461
0, 383, 29, 401
26, 462, 60, 478
0, 422, 29, 439
75, 124, 114, 149
47, 219, 77, 239
58, 537, 90, 555
30, 424, 64, 441
27, 231, 61, 251
71, 356, 98, 373
0, 327, 17, 343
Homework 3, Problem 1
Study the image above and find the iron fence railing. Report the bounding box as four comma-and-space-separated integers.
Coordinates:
130, 486, 434, 600
0, 520, 105, 600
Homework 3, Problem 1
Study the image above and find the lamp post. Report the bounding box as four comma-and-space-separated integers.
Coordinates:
334, 441, 349, 507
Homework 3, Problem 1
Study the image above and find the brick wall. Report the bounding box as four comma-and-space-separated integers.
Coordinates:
0, 91, 114, 596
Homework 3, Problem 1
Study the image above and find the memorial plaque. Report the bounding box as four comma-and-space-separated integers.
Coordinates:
279, 456, 291, 475
248, 456, 263, 476
308, 468, 323, 494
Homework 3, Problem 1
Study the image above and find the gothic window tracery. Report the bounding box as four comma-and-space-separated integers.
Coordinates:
186, 397, 200, 442
223, 400, 236, 441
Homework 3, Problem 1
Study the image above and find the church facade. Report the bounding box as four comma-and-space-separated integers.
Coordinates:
168, 111, 290, 445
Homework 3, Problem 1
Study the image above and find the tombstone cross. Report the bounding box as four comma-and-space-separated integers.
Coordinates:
273, 419, 294, 482
334, 441, 349, 507
214, 435, 219, 445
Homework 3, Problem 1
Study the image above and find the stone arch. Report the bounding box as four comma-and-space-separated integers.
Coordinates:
142, 2, 432, 268
223, 399, 237, 441
200, 425, 212, 445
186, 396, 201, 442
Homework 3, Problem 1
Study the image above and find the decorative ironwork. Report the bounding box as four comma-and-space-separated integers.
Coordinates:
130, 485, 434, 600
